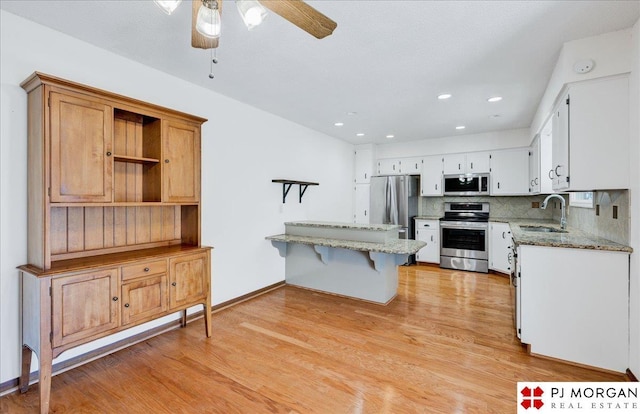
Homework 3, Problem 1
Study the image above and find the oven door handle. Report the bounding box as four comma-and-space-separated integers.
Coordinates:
440, 222, 488, 229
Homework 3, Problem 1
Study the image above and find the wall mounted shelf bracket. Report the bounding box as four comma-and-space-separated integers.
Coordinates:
272, 179, 319, 203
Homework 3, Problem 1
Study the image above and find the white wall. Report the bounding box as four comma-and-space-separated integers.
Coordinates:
628, 18, 640, 379
375, 128, 530, 159
0, 10, 354, 385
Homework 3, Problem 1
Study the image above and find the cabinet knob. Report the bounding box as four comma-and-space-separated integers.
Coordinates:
554, 165, 563, 177
144, 267, 150, 272
165, 159, 170, 163
124, 303, 130, 308
549, 169, 555, 179
171, 282, 177, 286
106, 151, 112, 156
112, 296, 118, 302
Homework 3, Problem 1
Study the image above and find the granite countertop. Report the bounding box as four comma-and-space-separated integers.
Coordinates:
496, 218, 633, 253
285, 221, 400, 232
414, 216, 442, 221
266, 234, 426, 255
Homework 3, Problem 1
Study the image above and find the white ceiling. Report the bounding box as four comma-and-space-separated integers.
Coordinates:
1, 1, 639, 144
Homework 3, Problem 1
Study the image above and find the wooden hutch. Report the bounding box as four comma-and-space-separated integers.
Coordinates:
18, 72, 212, 413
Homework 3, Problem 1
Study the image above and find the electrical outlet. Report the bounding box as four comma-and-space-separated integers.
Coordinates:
613, 205, 618, 219
532, 201, 540, 208
596, 204, 600, 216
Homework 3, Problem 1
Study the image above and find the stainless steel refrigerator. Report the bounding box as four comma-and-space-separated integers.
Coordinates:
369, 175, 419, 242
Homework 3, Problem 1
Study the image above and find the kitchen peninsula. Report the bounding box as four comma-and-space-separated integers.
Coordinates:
266, 221, 425, 304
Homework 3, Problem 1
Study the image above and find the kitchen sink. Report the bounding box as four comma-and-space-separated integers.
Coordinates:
520, 225, 567, 233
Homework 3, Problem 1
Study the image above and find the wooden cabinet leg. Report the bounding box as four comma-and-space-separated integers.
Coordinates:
38, 347, 53, 414
204, 298, 212, 338
19, 345, 32, 393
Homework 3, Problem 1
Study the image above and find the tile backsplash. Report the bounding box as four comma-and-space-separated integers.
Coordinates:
419, 195, 554, 220
554, 190, 629, 245
419, 191, 630, 245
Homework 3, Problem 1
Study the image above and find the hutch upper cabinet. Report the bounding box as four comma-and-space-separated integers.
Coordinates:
18, 73, 212, 414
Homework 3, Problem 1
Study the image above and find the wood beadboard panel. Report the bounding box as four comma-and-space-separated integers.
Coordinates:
50, 206, 180, 256
114, 117, 143, 203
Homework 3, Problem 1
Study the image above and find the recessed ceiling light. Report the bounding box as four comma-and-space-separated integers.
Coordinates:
334, 122, 344, 127
356, 133, 365, 137
386, 135, 395, 139
487, 96, 503, 103
455, 126, 466, 130
346, 112, 358, 116
437, 93, 452, 100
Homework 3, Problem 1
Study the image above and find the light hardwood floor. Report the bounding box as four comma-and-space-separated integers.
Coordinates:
2, 264, 628, 413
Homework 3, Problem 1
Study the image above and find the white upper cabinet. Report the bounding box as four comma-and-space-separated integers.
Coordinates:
466, 152, 491, 173
354, 146, 375, 184
420, 155, 443, 196
443, 152, 490, 175
442, 153, 466, 174
376, 158, 402, 175
490, 148, 530, 195
551, 75, 629, 191
402, 157, 423, 174
528, 136, 540, 194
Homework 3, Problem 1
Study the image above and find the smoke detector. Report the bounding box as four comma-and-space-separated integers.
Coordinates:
573, 59, 595, 74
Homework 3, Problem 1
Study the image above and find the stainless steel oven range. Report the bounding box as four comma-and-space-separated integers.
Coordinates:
439, 202, 489, 273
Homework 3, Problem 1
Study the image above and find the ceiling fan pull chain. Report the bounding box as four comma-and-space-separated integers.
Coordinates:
209, 47, 218, 79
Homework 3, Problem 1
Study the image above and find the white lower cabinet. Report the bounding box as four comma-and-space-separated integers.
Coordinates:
414, 219, 439, 263
489, 222, 513, 274
518, 245, 629, 372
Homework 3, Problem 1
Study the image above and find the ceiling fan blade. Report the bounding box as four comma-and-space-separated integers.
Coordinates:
192, 0, 220, 49
260, 0, 337, 39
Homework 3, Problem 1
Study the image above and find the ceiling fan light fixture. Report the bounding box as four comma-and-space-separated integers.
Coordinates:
154, 0, 182, 15
236, 0, 268, 30
196, 0, 222, 39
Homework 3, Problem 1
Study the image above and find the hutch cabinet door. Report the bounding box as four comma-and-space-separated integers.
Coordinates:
51, 268, 120, 348
163, 120, 200, 203
121, 274, 168, 325
169, 253, 208, 309
49, 92, 113, 202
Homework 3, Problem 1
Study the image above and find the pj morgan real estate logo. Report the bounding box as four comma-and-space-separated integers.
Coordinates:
517, 382, 639, 413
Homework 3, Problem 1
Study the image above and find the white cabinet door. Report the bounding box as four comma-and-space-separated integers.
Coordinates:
442, 153, 466, 175
551, 90, 570, 191
550, 76, 629, 191
443, 152, 490, 175
354, 184, 370, 224
519, 245, 629, 372
402, 157, 422, 174
376, 159, 401, 175
466, 151, 491, 173
528, 136, 540, 194
539, 125, 554, 194
489, 222, 512, 274
415, 220, 439, 263
490, 148, 530, 195
354, 147, 374, 184
420, 155, 443, 196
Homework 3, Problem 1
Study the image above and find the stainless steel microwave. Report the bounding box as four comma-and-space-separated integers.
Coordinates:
443, 173, 490, 196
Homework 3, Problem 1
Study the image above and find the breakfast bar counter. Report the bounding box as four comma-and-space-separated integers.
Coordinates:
266, 221, 425, 304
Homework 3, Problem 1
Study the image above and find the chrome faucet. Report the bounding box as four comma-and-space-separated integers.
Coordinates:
540, 194, 567, 230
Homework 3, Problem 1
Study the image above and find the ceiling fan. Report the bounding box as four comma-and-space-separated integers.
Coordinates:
154, 0, 337, 49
